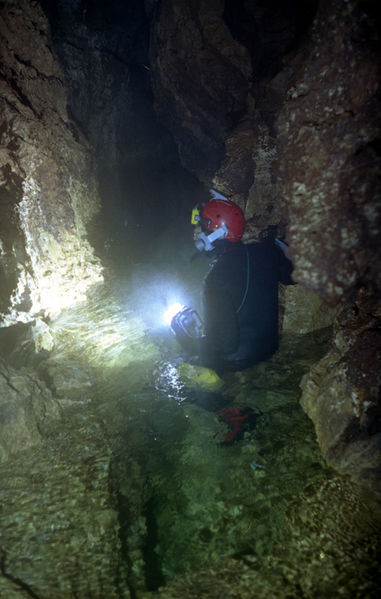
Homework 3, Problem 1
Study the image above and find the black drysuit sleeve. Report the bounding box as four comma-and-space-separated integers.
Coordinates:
277, 245, 294, 285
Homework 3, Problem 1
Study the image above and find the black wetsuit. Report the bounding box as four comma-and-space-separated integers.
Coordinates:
198, 239, 293, 372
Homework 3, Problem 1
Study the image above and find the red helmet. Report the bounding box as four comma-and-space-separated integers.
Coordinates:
202, 199, 245, 242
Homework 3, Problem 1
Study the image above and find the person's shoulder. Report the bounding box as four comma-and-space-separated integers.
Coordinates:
204, 242, 243, 285
246, 240, 263, 256
247, 239, 284, 267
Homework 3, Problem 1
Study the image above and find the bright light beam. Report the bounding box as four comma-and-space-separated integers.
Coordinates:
162, 302, 184, 326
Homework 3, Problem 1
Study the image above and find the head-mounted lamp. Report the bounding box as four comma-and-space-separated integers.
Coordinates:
191, 204, 229, 251
191, 206, 201, 225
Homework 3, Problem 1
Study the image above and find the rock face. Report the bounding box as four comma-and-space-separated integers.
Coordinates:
42, 0, 201, 255
0, 357, 59, 460
149, 0, 252, 182
275, 0, 380, 305
300, 290, 381, 496
0, 2, 126, 596
0, 356, 128, 599
274, 0, 381, 497
0, 0, 103, 326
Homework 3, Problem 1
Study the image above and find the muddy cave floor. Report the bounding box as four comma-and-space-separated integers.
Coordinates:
3, 274, 381, 598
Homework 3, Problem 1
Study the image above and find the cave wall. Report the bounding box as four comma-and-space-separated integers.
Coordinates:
149, 0, 252, 183
41, 0, 205, 261
274, 0, 380, 304
0, 3, 128, 596
273, 0, 381, 494
0, 0, 103, 327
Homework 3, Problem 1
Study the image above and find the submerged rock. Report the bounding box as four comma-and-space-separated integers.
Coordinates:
0, 355, 129, 598
0, 357, 59, 459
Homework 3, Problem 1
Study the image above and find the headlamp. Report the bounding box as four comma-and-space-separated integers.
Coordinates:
191, 206, 201, 225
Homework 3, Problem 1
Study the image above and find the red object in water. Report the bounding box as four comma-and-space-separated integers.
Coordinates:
216, 407, 249, 443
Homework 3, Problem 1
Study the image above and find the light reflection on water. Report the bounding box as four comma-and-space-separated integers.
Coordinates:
152, 361, 188, 402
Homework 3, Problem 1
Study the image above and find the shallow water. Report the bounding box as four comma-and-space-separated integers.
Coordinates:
2, 262, 380, 598
128, 335, 380, 598
48, 270, 381, 596
100, 313, 378, 598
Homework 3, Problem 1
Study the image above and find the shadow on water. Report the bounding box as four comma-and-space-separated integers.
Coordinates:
142, 496, 166, 591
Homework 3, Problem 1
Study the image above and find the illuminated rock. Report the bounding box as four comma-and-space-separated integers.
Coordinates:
275, 1, 380, 306
0, 0, 103, 327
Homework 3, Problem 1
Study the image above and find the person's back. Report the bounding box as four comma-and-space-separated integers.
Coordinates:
200, 237, 293, 372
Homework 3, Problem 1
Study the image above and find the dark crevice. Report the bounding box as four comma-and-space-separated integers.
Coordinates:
142, 496, 165, 591
223, 0, 319, 79
112, 488, 138, 599
0, 549, 42, 599
0, 72, 40, 118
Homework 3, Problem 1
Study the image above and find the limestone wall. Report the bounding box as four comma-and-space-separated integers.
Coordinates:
0, 0, 103, 326
274, 0, 380, 495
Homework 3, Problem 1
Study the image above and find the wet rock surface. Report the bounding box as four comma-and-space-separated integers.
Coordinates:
0, 405, 127, 599
0, 0, 103, 325
139, 476, 380, 599
275, 0, 380, 305
273, 0, 381, 498
134, 330, 380, 598
0, 343, 129, 598
301, 289, 381, 496
0, 357, 59, 459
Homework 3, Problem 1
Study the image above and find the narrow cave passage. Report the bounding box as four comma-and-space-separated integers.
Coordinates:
0, 1, 380, 598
